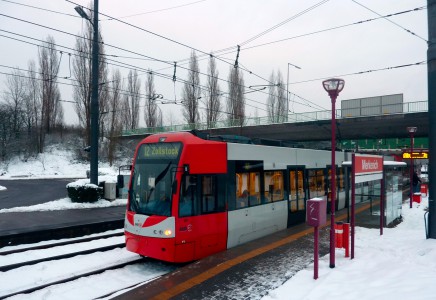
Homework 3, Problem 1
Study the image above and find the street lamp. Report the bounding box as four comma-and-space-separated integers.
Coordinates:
75, 2, 99, 185
322, 78, 345, 269
74, 6, 91, 22
286, 63, 301, 121
407, 126, 417, 208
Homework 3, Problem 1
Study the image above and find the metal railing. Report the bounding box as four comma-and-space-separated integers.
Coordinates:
122, 100, 428, 137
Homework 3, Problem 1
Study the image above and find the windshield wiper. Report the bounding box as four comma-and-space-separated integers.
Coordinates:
146, 162, 172, 202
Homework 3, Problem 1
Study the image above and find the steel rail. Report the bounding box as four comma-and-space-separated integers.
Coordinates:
0, 257, 145, 300
0, 231, 124, 256
0, 242, 126, 272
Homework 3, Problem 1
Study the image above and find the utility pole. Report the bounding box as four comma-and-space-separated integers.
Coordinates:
428, 0, 436, 238
90, 0, 99, 185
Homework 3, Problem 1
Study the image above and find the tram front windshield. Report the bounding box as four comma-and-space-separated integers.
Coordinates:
129, 142, 181, 217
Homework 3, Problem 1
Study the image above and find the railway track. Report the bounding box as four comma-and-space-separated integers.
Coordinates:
0, 219, 125, 248
0, 231, 124, 256
0, 231, 175, 299
0, 257, 146, 299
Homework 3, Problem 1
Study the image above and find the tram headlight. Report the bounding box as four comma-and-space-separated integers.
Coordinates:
164, 229, 172, 236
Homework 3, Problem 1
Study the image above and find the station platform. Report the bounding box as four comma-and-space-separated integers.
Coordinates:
115, 201, 383, 300
0, 185, 389, 298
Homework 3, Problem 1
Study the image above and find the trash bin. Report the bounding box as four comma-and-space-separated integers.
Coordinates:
104, 182, 116, 201
412, 193, 421, 204
421, 184, 428, 197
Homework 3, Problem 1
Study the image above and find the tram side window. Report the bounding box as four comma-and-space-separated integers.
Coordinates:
201, 175, 218, 213
236, 172, 260, 208
180, 175, 198, 217
308, 169, 325, 198
264, 171, 284, 203
338, 168, 344, 192
289, 169, 305, 212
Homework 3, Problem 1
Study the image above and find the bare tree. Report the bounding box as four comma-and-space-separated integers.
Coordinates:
25, 60, 43, 151
227, 66, 245, 126
276, 71, 286, 122
144, 70, 159, 127
204, 55, 221, 128
165, 110, 178, 128
51, 86, 63, 131
38, 35, 62, 134
72, 3, 108, 147
123, 69, 141, 130
267, 71, 277, 122
182, 51, 200, 127
106, 69, 123, 166
1, 69, 27, 159
0, 104, 15, 160
267, 70, 286, 123
156, 107, 163, 127
3, 69, 26, 137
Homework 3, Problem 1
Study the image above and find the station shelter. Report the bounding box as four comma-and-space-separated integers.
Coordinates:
342, 160, 406, 228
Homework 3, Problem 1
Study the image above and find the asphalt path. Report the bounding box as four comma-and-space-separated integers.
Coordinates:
0, 179, 77, 210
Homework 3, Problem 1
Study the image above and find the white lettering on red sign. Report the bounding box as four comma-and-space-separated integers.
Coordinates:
355, 155, 383, 175
361, 159, 379, 171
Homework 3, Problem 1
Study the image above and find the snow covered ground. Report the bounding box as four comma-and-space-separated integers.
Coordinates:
0, 146, 128, 181
0, 147, 127, 212
1, 147, 436, 299
263, 197, 436, 300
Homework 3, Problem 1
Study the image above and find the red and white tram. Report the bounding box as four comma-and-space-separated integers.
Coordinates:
122, 131, 348, 262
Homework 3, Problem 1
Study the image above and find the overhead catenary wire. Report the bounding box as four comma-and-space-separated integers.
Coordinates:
1, 59, 307, 123
0, 1, 396, 113
239, 0, 331, 46
64, 0, 244, 71
0, 13, 174, 66
0, 24, 314, 115
237, 5, 427, 52
0, 68, 272, 121
0, 3, 426, 118
0, 16, 259, 100
0, 28, 426, 118
289, 61, 427, 85
0, 0, 81, 18
351, 0, 427, 43
104, 0, 209, 20
0, 62, 273, 118
158, 4, 426, 75
63, 0, 324, 110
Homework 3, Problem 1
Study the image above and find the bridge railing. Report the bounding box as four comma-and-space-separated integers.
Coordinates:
122, 100, 428, 136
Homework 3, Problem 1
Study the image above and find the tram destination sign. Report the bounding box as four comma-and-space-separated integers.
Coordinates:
138, 143, 181, 160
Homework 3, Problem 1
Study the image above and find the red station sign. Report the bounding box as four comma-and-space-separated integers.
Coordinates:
354, 155, 384, 184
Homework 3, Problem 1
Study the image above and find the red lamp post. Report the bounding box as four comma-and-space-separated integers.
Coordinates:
322, 78, 345, 269
407, 126, 417, 208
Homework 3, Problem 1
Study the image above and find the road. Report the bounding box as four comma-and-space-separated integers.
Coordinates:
0, 179, 76, 210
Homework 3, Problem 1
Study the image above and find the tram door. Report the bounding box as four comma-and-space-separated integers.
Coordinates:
287, 166, 306, 226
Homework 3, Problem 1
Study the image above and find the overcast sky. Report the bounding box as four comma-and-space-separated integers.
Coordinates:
0, 0, 428, 126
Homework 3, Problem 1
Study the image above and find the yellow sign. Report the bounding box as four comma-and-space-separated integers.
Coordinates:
402, 152, 429, 159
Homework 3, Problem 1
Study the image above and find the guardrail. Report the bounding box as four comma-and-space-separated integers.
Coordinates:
122, 100, 428, 137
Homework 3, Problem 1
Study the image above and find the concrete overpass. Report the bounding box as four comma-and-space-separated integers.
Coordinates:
121, 100, 428, 149
204, 111, 428, 143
